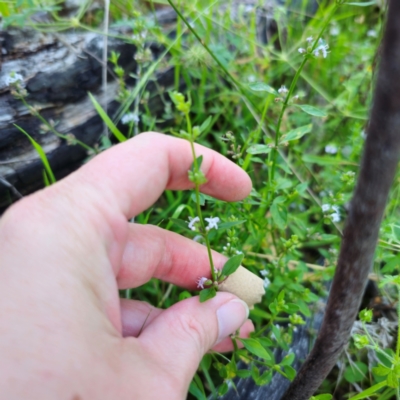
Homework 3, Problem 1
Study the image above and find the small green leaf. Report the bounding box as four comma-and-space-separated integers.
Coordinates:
279, 124, 312, 144
271, 324, 281, 340
189, 374, 206, 400
372, 364, 391, 377
222, 254, 244, 276
218, 382, 229, 396
190, 192, 206, 206
295, 104, 327, 117
239, 338, 271, 360
387, 371, 398, 388
344, 362, 368, 383
246, 144, 272, 155
199, 287, 217, 302
179, 291, 192, 301
196, 155, 203, 169
283, 365, 296, 381
271, 198, 288, 230
237, 369, 252, 378
170, 218, 192, 231
88, 93, 127, 143
199, 116, 212, 133
218, 220, 247, 230
280, 352, 295, 366
256, 370, 273, 385
283, 303, 300, 314
248, 82, 278, 96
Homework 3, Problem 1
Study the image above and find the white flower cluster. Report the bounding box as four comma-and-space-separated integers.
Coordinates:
325, 144, 338, 154
260, 270, 270, 289
322, 204, 340, 223
313, 39, 329, 58
4, 72, 24, 86
188, 216, 200, 231
196, 277, 208, 289
188, 216, 220, 232
121, 112, 140, 125
205, 216, 220, 231
278, 85, 288, 95
298, 37, 329, 59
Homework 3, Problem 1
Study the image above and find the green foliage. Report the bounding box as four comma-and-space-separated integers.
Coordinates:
221, 254, 244, 277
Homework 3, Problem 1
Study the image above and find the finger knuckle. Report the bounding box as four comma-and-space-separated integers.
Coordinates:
173, 313, 209, 354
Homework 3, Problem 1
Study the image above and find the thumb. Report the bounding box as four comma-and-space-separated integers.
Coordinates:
138, 292, 249, 389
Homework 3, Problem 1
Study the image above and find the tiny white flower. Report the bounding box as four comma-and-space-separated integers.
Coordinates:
121, 112, 140, 125
313, 39, 329, 58
332, 205, 340, 214
4, 72, 24, 86
367, 29, 377, 38
361, 130, 367, 139
322, 204, 331, 212
330, 26, 340, 36
306, 36, 313, 43
263, 277, 271, 289
188, 216, 200, 231
331, 212, 341, 223
196, 277, 208, 289
236, 250, 243, 255
193, 235, 203, 242
325, 144, 338, 154
260, 270, 268, 277
298, 48, 306, 54
248, 75, 256, 82
278, 85, 288, 95
205, 216, 220, 231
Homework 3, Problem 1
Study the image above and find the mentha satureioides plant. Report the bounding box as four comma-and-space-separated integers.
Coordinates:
169, 91, 246, 303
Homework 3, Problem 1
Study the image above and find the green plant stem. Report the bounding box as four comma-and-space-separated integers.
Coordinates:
269, 56, 308, 185
19, 97, 95, 153
185, 112, 216, 282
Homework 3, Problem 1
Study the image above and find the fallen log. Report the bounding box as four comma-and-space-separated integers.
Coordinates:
0, 23, 174, 213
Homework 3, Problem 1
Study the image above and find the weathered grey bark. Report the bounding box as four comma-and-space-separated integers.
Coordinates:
0, 25, 174, 213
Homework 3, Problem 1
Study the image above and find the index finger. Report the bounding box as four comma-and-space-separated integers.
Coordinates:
77, 132, 252, 219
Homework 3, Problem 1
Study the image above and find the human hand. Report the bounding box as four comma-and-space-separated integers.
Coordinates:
0, 132, 253, 399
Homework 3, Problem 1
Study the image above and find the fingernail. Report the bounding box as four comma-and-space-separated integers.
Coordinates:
216, 299, 249, 344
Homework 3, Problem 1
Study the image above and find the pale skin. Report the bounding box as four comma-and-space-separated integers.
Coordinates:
0, 132, 254, 400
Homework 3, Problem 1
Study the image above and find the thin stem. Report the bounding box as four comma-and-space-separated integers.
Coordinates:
166, 0, 261, 114
185, 112, 216, 281
19, 97, 95, 153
